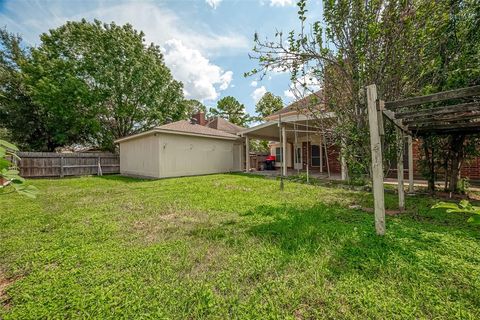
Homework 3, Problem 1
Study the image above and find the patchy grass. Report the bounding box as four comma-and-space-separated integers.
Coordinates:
0, 173, 479, 319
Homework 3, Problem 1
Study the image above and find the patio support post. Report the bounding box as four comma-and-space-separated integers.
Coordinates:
397, 128, 405, 211
281, 125, 287, 176
341, 140, 348, 181
366, 84, 386, 235
245, 135, 250, 172
320, 136, 323, 173
408, 135, 414, 193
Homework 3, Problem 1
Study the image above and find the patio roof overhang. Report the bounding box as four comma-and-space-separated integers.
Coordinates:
238, 112, 335, 142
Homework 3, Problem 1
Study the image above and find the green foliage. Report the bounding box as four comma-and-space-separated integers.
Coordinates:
255, 91, 283, 119
249, 139, 269, 153
432, 200, 480, 224
0, 128, 12, 141
209, 96, 251, 126
184, 99, 207, 118
0, 140, 38, 198
249, 0, 480, 188
0, 21, 187, 151
1, 174, 479, 318
0, 29, 42, 151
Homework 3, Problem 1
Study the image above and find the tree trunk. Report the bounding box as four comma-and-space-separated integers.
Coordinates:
448, 134, 466, 193
423, 138, 435, 193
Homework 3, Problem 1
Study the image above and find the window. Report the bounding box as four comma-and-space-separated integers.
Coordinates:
311, 145, 320, 166
275, 147, 283, 162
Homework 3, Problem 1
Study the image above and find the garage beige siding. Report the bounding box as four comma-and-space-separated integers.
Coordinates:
119, 135, 160, 178
158, 133, 240, 178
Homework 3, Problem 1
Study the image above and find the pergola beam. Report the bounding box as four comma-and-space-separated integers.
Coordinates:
403, 112, 480, 125
396, 101, 480, 119
385, 85, 480, 110
409, 121, 480, 132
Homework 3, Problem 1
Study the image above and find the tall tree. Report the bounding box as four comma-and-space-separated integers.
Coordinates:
210, 96, 251, 126
1, 20, 187, 151
0, 29, 46, 151
247, 0, 462, 185
184, 99, 207, 118
255, 92, 283, 118
416, 0, 480, 192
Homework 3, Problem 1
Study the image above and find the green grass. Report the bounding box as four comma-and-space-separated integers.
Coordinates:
1, 174, 479, 319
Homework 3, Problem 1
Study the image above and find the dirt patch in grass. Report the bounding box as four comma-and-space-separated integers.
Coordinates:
0, 269, 21, 310
127, 210, 214, 245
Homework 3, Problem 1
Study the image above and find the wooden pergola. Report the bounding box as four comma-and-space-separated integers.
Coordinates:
366, 84, 480, 235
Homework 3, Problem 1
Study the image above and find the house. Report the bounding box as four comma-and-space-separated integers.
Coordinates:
115, 113, 243, 178
238, 91, 348, 179
240, 90, 480, 183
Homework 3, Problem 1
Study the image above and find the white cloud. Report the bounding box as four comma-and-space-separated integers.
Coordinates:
163, 39, 233, 102
284, 76, 320, 100
0, 0, 243, 103
269, 0, 295, 7
251, 86, 267, 103
206, 0, 223, 9
0, 1, 248, 54
250, 81, 258, 87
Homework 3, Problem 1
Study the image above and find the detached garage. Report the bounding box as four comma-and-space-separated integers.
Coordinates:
115, 120, 244, 179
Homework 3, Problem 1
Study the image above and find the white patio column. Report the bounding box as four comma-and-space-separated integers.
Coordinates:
281, 126, 287, 176
245, 135, 250, 172
408, 135, 414, 192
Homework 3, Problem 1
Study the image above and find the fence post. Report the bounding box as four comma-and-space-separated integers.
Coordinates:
366, 84, 386, 235
60, 156, 64, 178
97, 157, 103, 176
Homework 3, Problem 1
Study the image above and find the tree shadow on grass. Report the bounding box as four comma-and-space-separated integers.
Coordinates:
243, 202, 480, 280
97, 175, 154, 183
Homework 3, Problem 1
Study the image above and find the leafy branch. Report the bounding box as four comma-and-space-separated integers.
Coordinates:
0, 140, 38, 198
432, 200, 480, 224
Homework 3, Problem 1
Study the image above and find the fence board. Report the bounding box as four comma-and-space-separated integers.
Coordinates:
17, 152, 119, 178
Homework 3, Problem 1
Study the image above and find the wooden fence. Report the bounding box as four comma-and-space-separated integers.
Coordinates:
16, 152, 119, 178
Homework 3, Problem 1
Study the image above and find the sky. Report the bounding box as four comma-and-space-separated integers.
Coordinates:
0, 0, 323, 116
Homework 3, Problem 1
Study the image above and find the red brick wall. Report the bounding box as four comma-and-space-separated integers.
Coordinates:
326, 145, 342, 174
301, 142, 341, 173
410, 139, 480, 181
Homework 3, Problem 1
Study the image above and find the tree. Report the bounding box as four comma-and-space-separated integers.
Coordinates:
0, 29, 45, 151
248, 0, 478, 191
210, 96, 251, 126
184, 99, 207, 118
416, 0, 480, 192
255, 92, 283, 119
1, 20, 187, 151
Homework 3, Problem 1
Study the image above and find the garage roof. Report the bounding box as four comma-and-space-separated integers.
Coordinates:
205, 117, 244, 134
115, 120, 240, 143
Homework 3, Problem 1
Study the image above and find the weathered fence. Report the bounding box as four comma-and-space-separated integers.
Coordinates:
17, 152, 119, 178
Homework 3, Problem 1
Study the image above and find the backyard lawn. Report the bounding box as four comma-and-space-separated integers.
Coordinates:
1, 174, 479, 319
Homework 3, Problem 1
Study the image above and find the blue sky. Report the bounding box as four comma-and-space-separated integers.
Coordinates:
0, 0, 322, 116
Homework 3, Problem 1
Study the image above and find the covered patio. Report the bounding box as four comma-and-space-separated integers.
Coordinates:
238, 113, 348, 181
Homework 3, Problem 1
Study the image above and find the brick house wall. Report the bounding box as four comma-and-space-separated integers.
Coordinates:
301, 142, 341, 174
390, 138, 480, 181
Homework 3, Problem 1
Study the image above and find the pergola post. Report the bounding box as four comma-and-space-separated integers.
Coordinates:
281, 125, 287, 176
397, 129, 405, 211
408, 135, 414, 193
245, 135, 250, 172
366, 84, 386, 235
